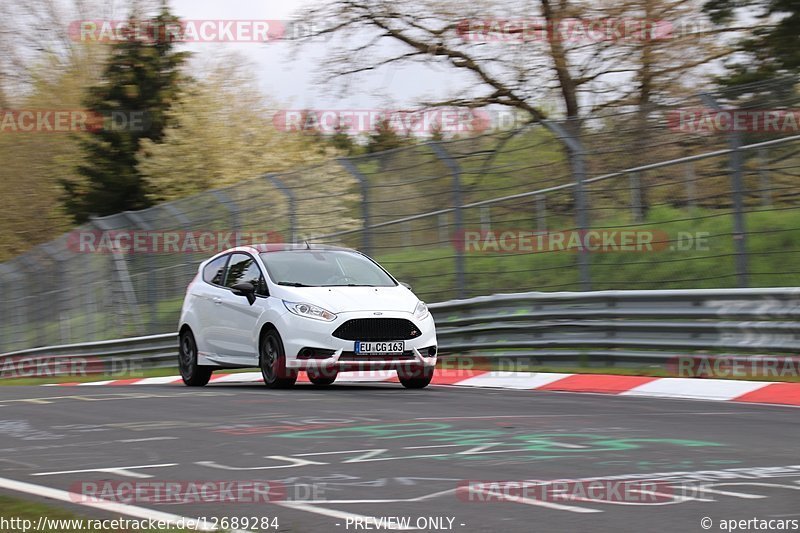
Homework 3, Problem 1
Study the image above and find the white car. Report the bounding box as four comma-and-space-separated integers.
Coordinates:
178, 244, 437, 389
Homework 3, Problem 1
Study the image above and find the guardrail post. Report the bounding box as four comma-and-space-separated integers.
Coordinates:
542, 120, 591, 291
429, 142, 466, 299
337, 159, 372, 256
701, 93, 749, 288
264, 173, 297, 243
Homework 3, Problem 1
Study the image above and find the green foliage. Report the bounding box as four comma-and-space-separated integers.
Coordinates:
705, 0, 800, 84
61, 6, 189, 223
366, 117, 409, 154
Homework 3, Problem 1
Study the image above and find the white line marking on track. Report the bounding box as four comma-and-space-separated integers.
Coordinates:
693, 487, 766, 499
31, 463, 177, 478
413, 412, 766, 420
478, 489, 601, 513
196, 456, 326, 470
0, 476, 245, 532
118, 437, 179, 443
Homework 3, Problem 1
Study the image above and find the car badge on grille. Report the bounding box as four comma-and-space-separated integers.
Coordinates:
373, 312, 383, 315
411, 330, 418, 336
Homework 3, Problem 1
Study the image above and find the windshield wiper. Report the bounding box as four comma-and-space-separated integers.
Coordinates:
321, 284, 377, 287
278, 282, 316, 287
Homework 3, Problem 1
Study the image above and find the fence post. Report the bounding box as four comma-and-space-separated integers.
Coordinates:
439, 214, 449, 244
701, 93, 748, 288
429, 142, 466, 299
536, 195, 547, 232
210, 190, 242, 232
758, 148, 772, 206
0, 264, 26, 352
338, 158, 372, 256
19, 249, 52, 346
124, 211, 158, 332
41, 243, 69, 344
480, 206, 491, 233
685, 161, 697, 211
265, 173, 296, 243
629, 171, 644, 222
542, 120, 591, 291
91, 216, 143, 335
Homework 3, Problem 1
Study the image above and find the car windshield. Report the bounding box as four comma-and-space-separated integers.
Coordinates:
260, 250, 397, 287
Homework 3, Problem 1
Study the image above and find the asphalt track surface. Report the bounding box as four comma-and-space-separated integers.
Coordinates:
0, 382, 797, 533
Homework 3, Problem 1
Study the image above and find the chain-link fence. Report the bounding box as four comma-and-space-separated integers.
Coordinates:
2, 77, 800, 353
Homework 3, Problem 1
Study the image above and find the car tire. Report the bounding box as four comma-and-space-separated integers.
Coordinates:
397, 364, 434, 389
307, 367, 338, 385
179, 329, 213, 387
260, 329, 297, 388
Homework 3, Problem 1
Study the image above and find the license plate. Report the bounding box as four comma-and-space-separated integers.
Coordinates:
354, 341, 405, 355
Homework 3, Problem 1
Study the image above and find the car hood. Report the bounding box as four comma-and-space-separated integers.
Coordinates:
275, 285, 419, 314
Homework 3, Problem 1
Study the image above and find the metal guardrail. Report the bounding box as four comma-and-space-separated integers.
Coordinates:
0, 333, 179, 375
2, 288, 799, 376
431, 287, 800, 366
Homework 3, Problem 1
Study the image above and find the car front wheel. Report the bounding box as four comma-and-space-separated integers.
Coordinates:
397, 364, 434, 389
260, 329, 298, 388
307, 367, 338, 385
179, 329, 213, 387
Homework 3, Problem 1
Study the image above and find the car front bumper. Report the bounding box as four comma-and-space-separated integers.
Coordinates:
278, 310, 437, 371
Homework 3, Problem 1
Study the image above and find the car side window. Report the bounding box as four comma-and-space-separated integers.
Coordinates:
203, 255, 228, 286
225, 253, 268, 296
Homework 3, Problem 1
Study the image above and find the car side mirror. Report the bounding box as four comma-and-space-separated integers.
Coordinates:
231, 282, 256, 305
399, 281, 412, 291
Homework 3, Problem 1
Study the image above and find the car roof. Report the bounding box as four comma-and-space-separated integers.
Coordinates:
246, 243, 357, 254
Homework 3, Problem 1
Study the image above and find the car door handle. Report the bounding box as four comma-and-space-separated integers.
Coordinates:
212, 297, 223, 304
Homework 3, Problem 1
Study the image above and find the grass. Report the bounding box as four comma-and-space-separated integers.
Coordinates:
375, 205, 800, 300
0, 495, 191, 532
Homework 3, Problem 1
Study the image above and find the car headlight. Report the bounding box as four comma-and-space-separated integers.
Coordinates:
283, 301, 337, 322
414, 301, 429, 320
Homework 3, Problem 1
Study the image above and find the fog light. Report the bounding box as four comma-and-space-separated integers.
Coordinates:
427, 346, 437, 357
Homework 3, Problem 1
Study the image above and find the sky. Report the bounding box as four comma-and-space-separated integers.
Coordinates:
168, 0, 469, 110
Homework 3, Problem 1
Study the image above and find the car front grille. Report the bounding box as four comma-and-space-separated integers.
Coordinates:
339, 351, 417, 361
332, 318, 421, 341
